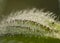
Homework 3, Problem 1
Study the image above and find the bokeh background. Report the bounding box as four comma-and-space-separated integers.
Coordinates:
0, 0, 59, 20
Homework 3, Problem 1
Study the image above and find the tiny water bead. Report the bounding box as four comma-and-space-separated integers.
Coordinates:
0, 8, 60, 43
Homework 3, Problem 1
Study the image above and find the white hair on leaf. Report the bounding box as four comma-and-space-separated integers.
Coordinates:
0, 8, 60, 39
6, 8, 55, 29
7, 8, 55, 25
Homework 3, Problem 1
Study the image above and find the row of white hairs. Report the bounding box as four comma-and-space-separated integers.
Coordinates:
0, 8, 60, 39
